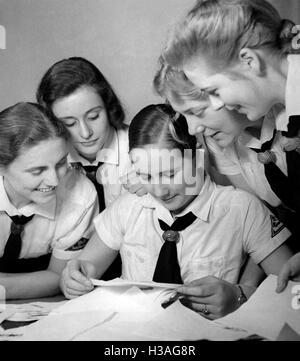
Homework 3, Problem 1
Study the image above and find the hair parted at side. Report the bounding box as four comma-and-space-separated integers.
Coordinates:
163, 0, 295, 68
153, 56, 208, 105
0, 102, 70, 167
129, 104, 197, 154
36, 57, 126, 129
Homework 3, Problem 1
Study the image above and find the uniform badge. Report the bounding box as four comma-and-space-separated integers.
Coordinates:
65, 237, 89, 251
270, 214, 285, 238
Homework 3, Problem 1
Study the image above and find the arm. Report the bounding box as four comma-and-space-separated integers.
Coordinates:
238, 256, 266, 288
0, 255, 67, 300
259, 243, 293, 275
276, 252, 300, 292
60, 232, 118, 299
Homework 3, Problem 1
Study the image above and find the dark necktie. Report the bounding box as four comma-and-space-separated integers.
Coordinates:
153, 211, 197, 284
2, 214, 34, 261
252, 121, 300, 213
81, 163, 105, 212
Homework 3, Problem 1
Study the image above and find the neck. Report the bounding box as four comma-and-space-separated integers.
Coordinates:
266, 55, 288, 105
171, 195, 197, 216
245, 117, 265, 139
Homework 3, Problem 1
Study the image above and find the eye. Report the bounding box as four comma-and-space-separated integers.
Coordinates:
30, 169, 43, 176
208, 89, 219, 97
88, 111, 100, 121
62, 119, 76, 128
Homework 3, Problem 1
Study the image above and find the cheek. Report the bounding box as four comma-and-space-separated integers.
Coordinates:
93, 116, 110, 135
67, 127, 80, 142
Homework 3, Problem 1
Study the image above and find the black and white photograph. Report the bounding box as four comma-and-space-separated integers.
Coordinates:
0, 0, 300, 346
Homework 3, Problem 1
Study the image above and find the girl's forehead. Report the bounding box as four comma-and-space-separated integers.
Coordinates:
13, 138, 67, 168
130, 147, 186, 171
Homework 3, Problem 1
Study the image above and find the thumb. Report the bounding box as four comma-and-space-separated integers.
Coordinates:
276, 264, 291, 293
81, 261, 96, 278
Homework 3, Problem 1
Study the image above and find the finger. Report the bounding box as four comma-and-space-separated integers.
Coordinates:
68, 262, 93, 287
276, 264, 292, 293
177, 284, 214, 297
65, 277, 93, 293
181, 299, 217, 320
127, 183, 144, 194
135, 187, 148, 197
189, 276, 217, 286
182, 295, 215, 305
65, 286, 91, 297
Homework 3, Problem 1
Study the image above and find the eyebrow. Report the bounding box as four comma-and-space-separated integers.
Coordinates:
25, 153, 68, 172
184, 106, 206, 115
59, 106, 103, 120
137, 166, 180, 177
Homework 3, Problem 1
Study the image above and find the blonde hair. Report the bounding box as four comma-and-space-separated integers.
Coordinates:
163, 0, 295, 68
153, 57, 208, 105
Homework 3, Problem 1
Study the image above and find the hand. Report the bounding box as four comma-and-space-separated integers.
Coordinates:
121, 170, 147, 197
176, 276, 240, 320
276, 253, 300, 293
60, 259, 96, 299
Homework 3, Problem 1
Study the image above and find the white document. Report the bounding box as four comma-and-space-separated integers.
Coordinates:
91, 277, 181, 290
1, 301, 66, 322
72, 301, 248, 341
20, 286, 176, 340
216, 275, 300, 340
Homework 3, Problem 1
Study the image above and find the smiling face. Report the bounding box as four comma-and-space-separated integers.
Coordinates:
130, 146, 203, 213
52, 85, 111, 162
183, 56, 275, 122
168, 94, 251, 148
1, 138, 69, 208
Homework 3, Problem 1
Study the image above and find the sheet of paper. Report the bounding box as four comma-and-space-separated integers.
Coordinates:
19, 287, 174, 340
52, 285, 173, 316
1, 301, 66, 322
72, 301, 248, 341
91, 277, 181, 290
216, 275, 300, 340
276, 323, 300, 341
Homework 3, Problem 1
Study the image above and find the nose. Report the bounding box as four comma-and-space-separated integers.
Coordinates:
79, 120, 93, 139
151, 183, 169, 199
186, 116, 205, 136
209, 94, 225, 111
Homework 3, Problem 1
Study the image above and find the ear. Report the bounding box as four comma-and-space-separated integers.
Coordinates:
238, 48, 265, 76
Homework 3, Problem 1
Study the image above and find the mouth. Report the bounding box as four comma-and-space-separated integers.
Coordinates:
226, 105, 241, 112
160, 195, 177, 202
36, 186, 56, 193
79, 139, 99, 147
206, 131, 221, 138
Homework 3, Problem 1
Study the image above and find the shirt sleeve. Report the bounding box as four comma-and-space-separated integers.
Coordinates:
93, 193, 137, 251
241, 193, 291, 265
52, 174, 99, 260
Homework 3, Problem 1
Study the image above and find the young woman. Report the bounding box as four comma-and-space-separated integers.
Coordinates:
0, 102, 98, 299
60, 104, 292, 320
37, 57, 132, 279
36, 56, 131, 209
161, 0, 300, 252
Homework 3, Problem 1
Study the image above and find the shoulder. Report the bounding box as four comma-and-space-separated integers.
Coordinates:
105, 191, 145, 212
56, 168, 97, 208
212, 183, 264, 213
